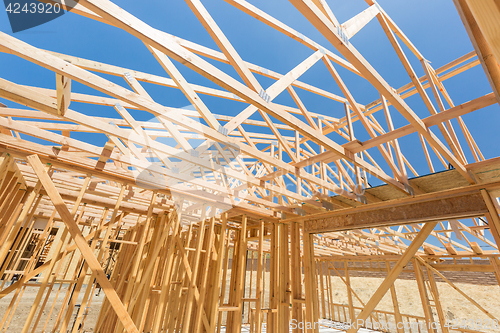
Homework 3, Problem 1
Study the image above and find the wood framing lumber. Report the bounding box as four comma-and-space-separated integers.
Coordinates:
345, 221, 438, 333
185, 0, 262, 93
43, 2, 353, 106
376, 12, 467, 167
0, 210, 117, 301
223, 50, 324, 133
0, 78, 316, 204
26, 154, 139, 333
322, 57, 406, 184
480, 189, 500, 248
56, 74, 71, 116
341, 4, 380, 39
386, 262, 404, 333
146, 46, 221, 131
417, 256, 499, 321
55, 1, 407, 192
0, 64, 351, 202
294, 93, 496, 168
413, 258, 437, 332
224, 0, 360, 76
455, 1, 500, 104
463, 0, 500, 101
0, 1, 499, 331
288, 0, 475, 184
363, 0, 424, 60
302, 231, 319, 333
0, 137, 246, 211
298, 188, 492, 233
355, 51, 479, 120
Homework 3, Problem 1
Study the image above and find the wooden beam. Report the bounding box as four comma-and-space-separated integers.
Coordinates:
345, 222, 437, 333
56, 74, 71, 116
294, 92, 496, 169
56, 3, 404, 190
386, 262, 404, 333
413, 258, 437, 332
26, 154, 139, 333
288, 0, 475, 184
480, 189, 500, 247
341, 4, 380, 39
301, 189, 490, 233
454, 0, 500, 104
302, 230, 319, 333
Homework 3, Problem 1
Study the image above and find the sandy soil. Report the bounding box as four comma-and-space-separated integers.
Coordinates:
239, 272, 500, 333
325, 276, 500, 332
0, 283, 104, 333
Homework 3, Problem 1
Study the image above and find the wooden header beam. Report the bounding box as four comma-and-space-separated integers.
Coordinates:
297, 183, 499, 233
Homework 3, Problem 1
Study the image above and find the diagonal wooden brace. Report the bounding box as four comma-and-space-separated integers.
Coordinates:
346, 221, 438, 333
26, 154, 139, 333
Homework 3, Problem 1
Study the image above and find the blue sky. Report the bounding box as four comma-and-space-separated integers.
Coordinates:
0, 0, 498, 181
0, 1, 498, 248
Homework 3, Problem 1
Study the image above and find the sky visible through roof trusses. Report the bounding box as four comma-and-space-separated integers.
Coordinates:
0, 0, 498, 176
0, 0, 498, 250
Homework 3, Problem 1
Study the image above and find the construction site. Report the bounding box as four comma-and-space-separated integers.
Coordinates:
0, 0, 500, 332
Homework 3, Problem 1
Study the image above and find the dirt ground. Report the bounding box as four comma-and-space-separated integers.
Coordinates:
241, 272, 500, 333
1, 274, 499, 332
327, 276, 500, 332
0, 283, 104, 333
